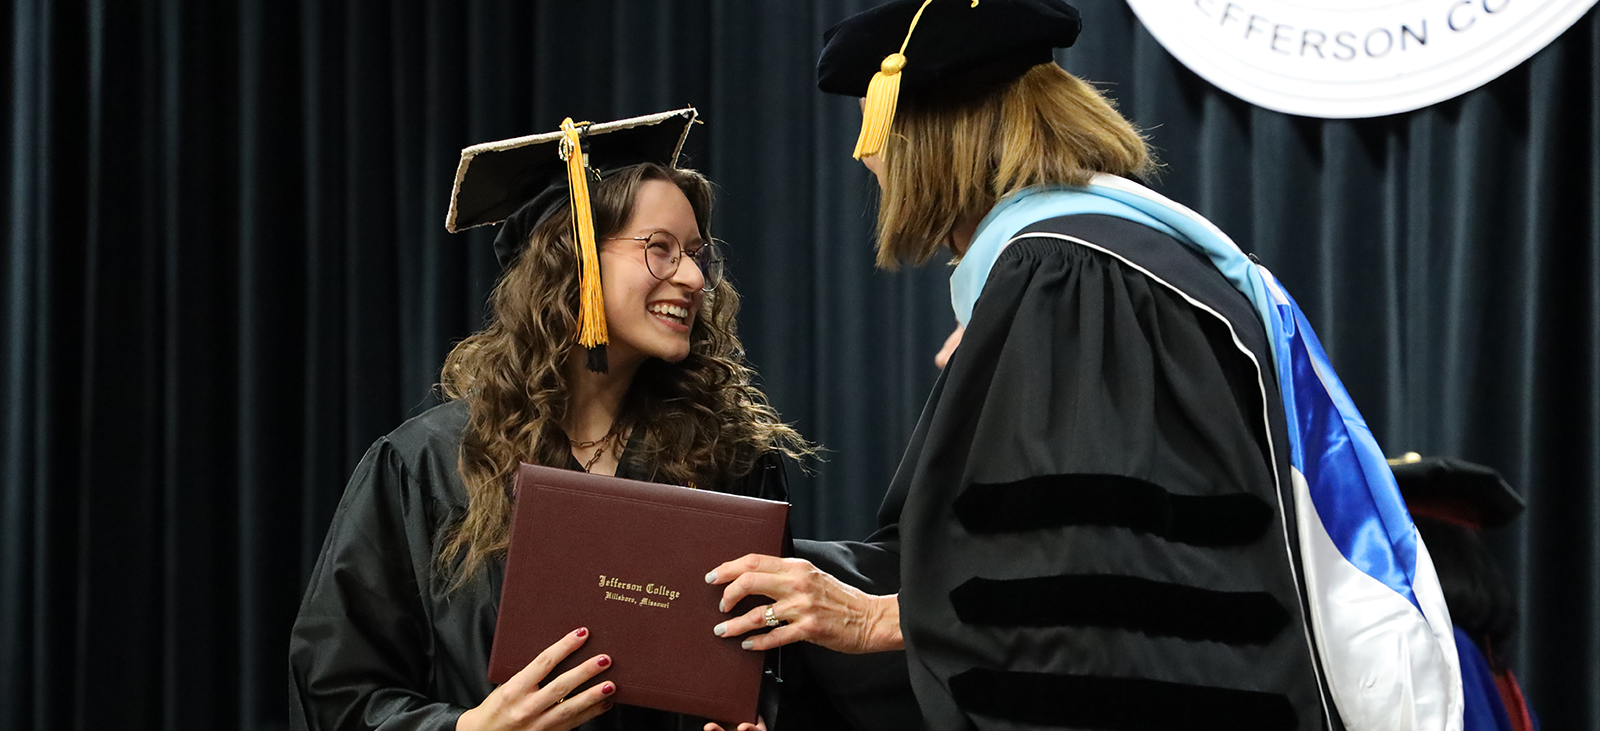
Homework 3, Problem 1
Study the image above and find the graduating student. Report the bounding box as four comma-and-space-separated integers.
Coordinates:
289, 108, 811, 731
708, 2, 1463, 730
1392, 455, 1541, 731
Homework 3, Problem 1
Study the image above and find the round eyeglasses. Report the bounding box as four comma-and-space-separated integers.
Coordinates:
603, 231, 725, 292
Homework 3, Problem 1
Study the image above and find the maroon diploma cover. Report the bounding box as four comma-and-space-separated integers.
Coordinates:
487, 463, 788, 724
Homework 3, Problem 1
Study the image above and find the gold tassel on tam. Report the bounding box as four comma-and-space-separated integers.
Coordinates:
560, 118, 609, 373
852, 0, 938, 160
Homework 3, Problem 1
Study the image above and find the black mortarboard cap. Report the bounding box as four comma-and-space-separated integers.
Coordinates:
446, 107, 699, 270
816, 0, 1080, 157
446, 107, 698, 373
1389, 454, 1528, 530
818, 0, 1080, 99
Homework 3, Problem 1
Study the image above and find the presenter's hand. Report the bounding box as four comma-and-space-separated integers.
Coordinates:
707, 554, 902, 654
456, 627, 615, 731
703, 715, 766, 731
934, 324, 964, 369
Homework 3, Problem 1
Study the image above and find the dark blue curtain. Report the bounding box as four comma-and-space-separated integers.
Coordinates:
2, 1, 1594, 729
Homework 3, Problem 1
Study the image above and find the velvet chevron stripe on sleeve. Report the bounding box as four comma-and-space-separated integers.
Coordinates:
953, 473, 1274, 546
950, 574, 1290, 645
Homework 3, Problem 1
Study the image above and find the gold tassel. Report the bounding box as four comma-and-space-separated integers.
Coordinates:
560, 118, 608, 356
852, 0, 937, 160
853, 54, 906, 159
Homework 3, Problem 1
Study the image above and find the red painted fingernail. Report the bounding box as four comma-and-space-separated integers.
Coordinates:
575, 627, 588, 638
602, 682, 616, 694
596, 655, 611, 668
603, 701, 615, 710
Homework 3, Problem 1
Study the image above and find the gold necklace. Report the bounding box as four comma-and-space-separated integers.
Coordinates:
569, 434, 611, 449
580, 441, 610, 472
570, 422, 625, 473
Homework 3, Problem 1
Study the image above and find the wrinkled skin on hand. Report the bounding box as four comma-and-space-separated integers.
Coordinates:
705, 554, 903, 655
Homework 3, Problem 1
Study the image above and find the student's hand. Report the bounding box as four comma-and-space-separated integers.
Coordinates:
456, 627, 616, 731
707, 554, 902, 655
703, 715, 767, 731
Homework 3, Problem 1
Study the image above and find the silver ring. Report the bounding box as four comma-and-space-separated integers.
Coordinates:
763, 605, 780, 628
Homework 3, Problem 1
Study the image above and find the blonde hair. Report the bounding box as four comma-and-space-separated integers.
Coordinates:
875, 63, 1155, 268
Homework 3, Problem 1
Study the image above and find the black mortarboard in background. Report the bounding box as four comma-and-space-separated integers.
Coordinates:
815, 0, 1081, 158
1389, 453, 1527, 530
445, 107, 698, 372
1390, 453, 1530, 678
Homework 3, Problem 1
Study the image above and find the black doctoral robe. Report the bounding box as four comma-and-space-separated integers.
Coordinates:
798, 214, 1340, 731
288, 400, 790, 731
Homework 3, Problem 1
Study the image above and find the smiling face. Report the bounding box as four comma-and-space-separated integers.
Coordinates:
596, 178, 707, 369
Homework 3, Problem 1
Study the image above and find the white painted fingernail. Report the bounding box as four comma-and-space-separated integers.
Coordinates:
718, 599, 726, 613
740, 639, 755, 651
704, 570, 717, 584
713, 622, 727, 637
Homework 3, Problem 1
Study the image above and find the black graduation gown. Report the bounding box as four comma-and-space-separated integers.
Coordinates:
799, 214, 1338, 731
288, 400, 788, 731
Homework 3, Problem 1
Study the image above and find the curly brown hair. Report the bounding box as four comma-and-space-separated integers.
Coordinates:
437, 163, 812, 586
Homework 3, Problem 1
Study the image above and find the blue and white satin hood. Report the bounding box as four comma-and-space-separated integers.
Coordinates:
950, 175, 1464, 731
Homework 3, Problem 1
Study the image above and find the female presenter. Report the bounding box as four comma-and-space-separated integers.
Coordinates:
711, 3, 1461, 730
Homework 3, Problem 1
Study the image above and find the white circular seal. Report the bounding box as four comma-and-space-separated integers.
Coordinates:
1125, 0, 1598, 118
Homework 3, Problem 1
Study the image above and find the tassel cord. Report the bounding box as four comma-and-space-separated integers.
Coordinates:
561, 119, 609, 351
853, 0, 938, 159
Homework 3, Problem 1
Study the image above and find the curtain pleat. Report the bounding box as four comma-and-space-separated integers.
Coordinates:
2, 2, 1595, 729
0, 0, 27, 718
1589, 11, 1600, 728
